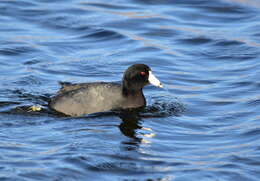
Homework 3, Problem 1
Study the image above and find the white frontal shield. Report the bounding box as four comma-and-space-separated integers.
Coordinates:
148, 71, 163, 88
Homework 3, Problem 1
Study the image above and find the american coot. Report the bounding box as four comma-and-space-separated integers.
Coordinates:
49, 64, 163, 116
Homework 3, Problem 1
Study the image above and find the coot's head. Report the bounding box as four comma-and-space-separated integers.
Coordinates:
122, 64, 162, 95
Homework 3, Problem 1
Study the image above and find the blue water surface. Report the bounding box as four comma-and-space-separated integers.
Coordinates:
0, 0, 260, 180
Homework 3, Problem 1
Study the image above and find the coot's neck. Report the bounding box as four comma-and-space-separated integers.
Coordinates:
122, 86, 143, 97
122, 79, 146, 107
122, 80, 143, 97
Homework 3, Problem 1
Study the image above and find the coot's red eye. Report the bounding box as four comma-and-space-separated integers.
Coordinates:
140, 71, 146, 76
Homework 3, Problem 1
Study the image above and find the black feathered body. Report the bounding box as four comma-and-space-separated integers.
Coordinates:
49, 82, 146, 116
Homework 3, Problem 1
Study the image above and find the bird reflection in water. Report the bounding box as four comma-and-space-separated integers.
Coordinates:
118, 109, 155, 148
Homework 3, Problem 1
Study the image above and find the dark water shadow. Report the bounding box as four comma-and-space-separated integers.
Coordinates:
119, 111, 142, 139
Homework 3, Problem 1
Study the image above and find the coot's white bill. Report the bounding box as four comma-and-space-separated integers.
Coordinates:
148, 71, 163, 88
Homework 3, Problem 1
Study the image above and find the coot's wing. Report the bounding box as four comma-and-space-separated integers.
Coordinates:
57, 82, 105, 94
50, 82, 123, 116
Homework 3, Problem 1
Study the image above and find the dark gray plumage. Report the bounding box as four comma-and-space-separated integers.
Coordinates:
49, 64, 162, 116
